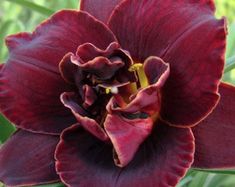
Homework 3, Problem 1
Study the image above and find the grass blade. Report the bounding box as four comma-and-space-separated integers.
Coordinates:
193, 168, 235, 175
4, 0, 54, 16
0, 115, 15, 143
37, 183, 65, 187
224, 55, 235, 73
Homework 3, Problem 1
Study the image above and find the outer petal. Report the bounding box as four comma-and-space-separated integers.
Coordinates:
0, 130, 59, 186
80, 0, 123, 23
193, 82, 235, 169
108, 0, 226, 127
55, 122, 194, 187
0, 10, 116, 134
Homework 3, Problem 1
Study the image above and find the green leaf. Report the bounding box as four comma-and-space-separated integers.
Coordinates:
187, 172, 210, 187
226, 23, 235, 59
224, 55, 235, 73
177, 175, 193, 187
0, 20, 14, 62
37, 183, 65, 187
0, 114, 15, 143
217, 176, 235, 187
0, 182, 65, 187
192, 168, 235, 175
4, 0, 54, 16
206, 175, 230, 187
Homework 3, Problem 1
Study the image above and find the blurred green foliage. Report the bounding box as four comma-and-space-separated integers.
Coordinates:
215, 0, 235, 23
0, 0, 235, 187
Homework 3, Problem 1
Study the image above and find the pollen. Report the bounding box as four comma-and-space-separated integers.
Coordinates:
105, 88, 111, 94
105, 87, 119, 94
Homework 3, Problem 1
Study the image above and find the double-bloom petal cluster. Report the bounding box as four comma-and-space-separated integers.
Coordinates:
0, 0, 235, 187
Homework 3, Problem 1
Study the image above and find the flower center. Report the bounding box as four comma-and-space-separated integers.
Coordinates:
101, 63, 149, 97
59, 42, 170, 167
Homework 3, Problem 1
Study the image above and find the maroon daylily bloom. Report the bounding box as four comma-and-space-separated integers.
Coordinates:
0, 0, 235, 187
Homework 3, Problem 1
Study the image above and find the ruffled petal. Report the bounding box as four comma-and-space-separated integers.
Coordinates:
82, 84, 97, 108
193, 82, 235, 169
59, 52, 79, 84
60, 42, 136, 87
104, 57, 169, 167
73, 56, 124, 80
75, 42, 120, 62
108, 57, 169, 115
80, 0, 123, 23
55, 122, 194, 187
0, 10, 116, 134
108, 0, 226, 127
60, 92, 109, 141
104, 114, 153, 167
0, 130, 59, 186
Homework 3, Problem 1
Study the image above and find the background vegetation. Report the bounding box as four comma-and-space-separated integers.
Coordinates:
0, 0, 235, 186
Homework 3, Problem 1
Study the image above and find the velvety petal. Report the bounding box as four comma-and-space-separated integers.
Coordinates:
0, 10, 116, 134
144, 56, 170, 85
75, 42, 120, 62
82, 84, 97, 108
192, 82, 235, 169
73, 56, 124, 80
104, 114, 153, 167
55, 122, 194, 187
103, 57, 169, 167
61, 92, 109, 141
59, 52, 79, 84
72, 42, 135, 82
109, 0, 226, 127
0, 130, 59, 186
108, 57, 170, 115
80, 0, 123, 23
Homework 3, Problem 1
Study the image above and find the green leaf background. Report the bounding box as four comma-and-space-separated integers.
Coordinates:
0, 0, 235, 186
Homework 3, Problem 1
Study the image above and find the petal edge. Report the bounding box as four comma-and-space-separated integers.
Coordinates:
193, 82, 235, 169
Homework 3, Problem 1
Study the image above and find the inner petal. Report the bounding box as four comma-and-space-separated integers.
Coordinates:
59, 42, 136, 87
104, 114, 153, 167
59, 41, 170, 167
60, 92, 109, 141
104, 57, 170, 167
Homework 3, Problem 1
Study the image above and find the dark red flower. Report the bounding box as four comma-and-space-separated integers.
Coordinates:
0, 0, 235, 187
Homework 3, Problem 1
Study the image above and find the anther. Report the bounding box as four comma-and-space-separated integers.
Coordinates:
105, 87, 119, 94
128, 63, 143, 72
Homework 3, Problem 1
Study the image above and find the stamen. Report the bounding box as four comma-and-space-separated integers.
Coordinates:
128, 63, 143, 72
105, 88, 111, 94
128, 63, 148, 89
137, 66, 148, 88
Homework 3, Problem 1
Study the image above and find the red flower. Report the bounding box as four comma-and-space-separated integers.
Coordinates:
0, 0, 235, 187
